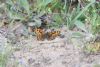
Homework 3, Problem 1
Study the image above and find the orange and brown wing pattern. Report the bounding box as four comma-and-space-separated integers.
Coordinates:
47, 31, 61, 40
29, 25, 61, 41
34, 28, 45, 41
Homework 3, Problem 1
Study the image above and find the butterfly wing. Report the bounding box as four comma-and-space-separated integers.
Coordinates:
47, 31, 61, 40
34, 28, 45, 41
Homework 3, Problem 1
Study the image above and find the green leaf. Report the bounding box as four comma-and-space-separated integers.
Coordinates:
6, 0, 14, 6
7, 10, 24, 20
72, 1, 95, 23
75, 20, 87, 32
43, 0, 53, 6
18, 0, 30, 15
72, 32, 84, 38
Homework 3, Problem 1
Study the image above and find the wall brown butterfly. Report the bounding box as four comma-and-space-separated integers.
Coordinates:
33, 27, 61, 41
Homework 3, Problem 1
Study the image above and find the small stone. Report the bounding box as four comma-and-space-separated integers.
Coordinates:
28, 58, 35, 64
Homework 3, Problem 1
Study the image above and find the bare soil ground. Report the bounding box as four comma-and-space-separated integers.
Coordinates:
0, 26, 100, 67
5, 36, 100, 67
0, 21, 100, 67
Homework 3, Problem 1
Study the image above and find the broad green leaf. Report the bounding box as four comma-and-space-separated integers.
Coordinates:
72, 32, 84, 38
43, 0, 53, 6
18, 0, 30, 15
75, 20, 87, 32
6, 0, 14, 6
8, 10, 24, 20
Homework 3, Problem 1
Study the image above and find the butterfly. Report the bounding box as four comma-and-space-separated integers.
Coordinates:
33, 27, 61, 41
